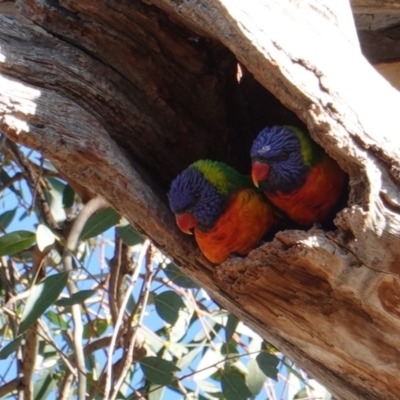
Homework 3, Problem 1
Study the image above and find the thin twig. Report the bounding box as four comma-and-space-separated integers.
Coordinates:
108, 235, 123, 326
103, 239, 150, 400
84, 336, 113, 355
58, 373, 75, 400
6, 140, 59, 231
0, 378, 21, 398
58, 336, 114, 400
63, 195, 110, 400
110, 244, 154, 400
22, 244, 47, 400
29, 155, 44, 215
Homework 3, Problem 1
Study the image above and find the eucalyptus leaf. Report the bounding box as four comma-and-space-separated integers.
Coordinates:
34, 370, 57, 400
83, 318, 109, 339
225, 314, 239, 343
18, 272, 69, 335
0, 336, 23, 360
154, 291, 186, 325
163, 263, 198, 288
221, 371, 252, 400
220, 340, 239, 356
116, 224, 143, 246
0, 208, 17, 230
194, 345, 224, 382
62, 184, 75, 208
55, 289, 96, 307
36, 224, 55, 251
139, 356, 180, 386
45, 178, 67, 223
177, 341, 205, 370
0, 230, 36, 257
246, 358, 267, 397
170, 302, 193, 343
148, 384, 165, 400
45, 310, 69, 330
256, 352, 280, 381
79, 207, 120, 241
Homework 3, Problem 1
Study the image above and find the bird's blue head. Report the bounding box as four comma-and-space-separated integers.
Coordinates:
168, 162, 229, 232
251, 125, 316, 194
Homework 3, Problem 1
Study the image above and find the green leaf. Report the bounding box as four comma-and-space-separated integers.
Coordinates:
116, 224, 143, 246
221, 371, 252, 400
45, 178, 67, 223
62, 184, 75, 208
293, 388, 308, 399
221, 339, 239, 356
0, 230, 36, 257
18, 272, 69, 335
177, 341, 205, 370
36, 224, 55, 251
154, 291, 185, 325
148, 384, 165, 400
0, 336, 23, 360
139, 356, 180, 386
194, 345, 224, 382
193, 319, 218, 343
83, 318, 109, 339
79, 207, 120, 241
246, 358, 267, 397
163, 263, 198, 288
34, 370, 57, 400
39, 342, 59, 366
55, 289, 96, 307
0, 208, 17, 230
45, 310, 69, 330
225, 314, 239, 342
197, 380, 222, 397
256, 352, 280, 381
169, 303, 192, 343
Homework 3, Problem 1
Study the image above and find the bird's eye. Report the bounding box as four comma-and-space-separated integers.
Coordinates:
193, 191, 201, 200
279, 151, 289, 160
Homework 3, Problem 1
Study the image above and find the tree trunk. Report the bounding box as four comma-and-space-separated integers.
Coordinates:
1, 1, 400, 399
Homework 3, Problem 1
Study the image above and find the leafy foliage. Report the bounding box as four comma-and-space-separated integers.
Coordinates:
0, 142, 331, 399
0, 230, 36, 256
18, 272, 69, 335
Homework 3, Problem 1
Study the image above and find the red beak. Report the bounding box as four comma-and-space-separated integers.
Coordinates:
251, 161, 270, 187
175, 213, 197, 235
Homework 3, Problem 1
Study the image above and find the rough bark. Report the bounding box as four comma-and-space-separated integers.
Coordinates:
1, 1, 400, 400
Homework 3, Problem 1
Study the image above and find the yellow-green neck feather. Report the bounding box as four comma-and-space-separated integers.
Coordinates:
286, 126, 321, 167
192, 160, 250, 195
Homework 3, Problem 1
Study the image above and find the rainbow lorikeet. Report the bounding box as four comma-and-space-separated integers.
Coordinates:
250, 125, 347, 227
168, 160, 279, 264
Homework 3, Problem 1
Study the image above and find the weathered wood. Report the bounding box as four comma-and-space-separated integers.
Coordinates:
351, 0, 400, 13
216, 230, 400, 400
358, 23, 400, 63
8, 0, 246, 180
2, 1, 400, 399
375, 61, 400, 90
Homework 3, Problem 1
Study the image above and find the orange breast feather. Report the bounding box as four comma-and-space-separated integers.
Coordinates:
194, 188, 277, 264
267, 155, 347, 226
